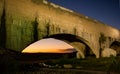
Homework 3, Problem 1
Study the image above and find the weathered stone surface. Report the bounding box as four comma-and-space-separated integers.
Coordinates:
70, 42, 86, 58
0, 0, 120, 58
110, 41, 120, 55
63, 64, 73, 69
101, 48, 117, 57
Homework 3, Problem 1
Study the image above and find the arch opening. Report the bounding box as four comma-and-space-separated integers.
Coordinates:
43, 33, 95, 58
21, 38, 77, 60
22, 33, 96, 59
110, 41, 120, 55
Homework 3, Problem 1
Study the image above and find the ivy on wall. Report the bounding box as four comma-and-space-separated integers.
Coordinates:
99, 32, 106, 57
32, 17, 38, 42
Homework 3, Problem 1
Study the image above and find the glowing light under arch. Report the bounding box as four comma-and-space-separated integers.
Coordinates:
22, 38, 76, 53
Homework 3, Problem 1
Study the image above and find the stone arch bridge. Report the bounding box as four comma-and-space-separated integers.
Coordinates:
0, 0, 120, 58
44, 34, 93, 58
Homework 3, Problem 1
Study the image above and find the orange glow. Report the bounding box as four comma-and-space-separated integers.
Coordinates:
22, 49, 74, 53
22, 38, 75, 53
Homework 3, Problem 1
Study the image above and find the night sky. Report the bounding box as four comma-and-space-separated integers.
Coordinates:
48, 0, 120, 29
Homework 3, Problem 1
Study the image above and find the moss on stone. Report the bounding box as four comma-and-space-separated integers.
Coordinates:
6, 15, 34, 51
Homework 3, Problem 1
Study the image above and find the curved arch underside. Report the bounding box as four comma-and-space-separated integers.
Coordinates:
110, 41, 120, 55
110, 41, 120, 47
44, 33, 95, 58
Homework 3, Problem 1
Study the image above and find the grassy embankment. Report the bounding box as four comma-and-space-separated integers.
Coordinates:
0, 48, 120, 74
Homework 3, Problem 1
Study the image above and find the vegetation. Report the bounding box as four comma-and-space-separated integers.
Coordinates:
46, 21, 50, 36
99, 32, 106, 57
45, 56, 120, 72
0, 47, 120, 73
0, 0, 6, 48
99, 33, 106, 45
32, 17, 38, 42
0, 0, 119, 73
73, 27, 77, 35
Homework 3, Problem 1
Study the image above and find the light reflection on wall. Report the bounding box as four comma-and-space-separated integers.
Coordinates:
22, 38, 75, 53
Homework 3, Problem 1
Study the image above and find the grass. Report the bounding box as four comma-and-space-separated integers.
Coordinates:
0, 48, 120, 73
45, 56, 120, 72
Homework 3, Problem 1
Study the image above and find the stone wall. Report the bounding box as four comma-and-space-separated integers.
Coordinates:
0, 0, 119, 58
